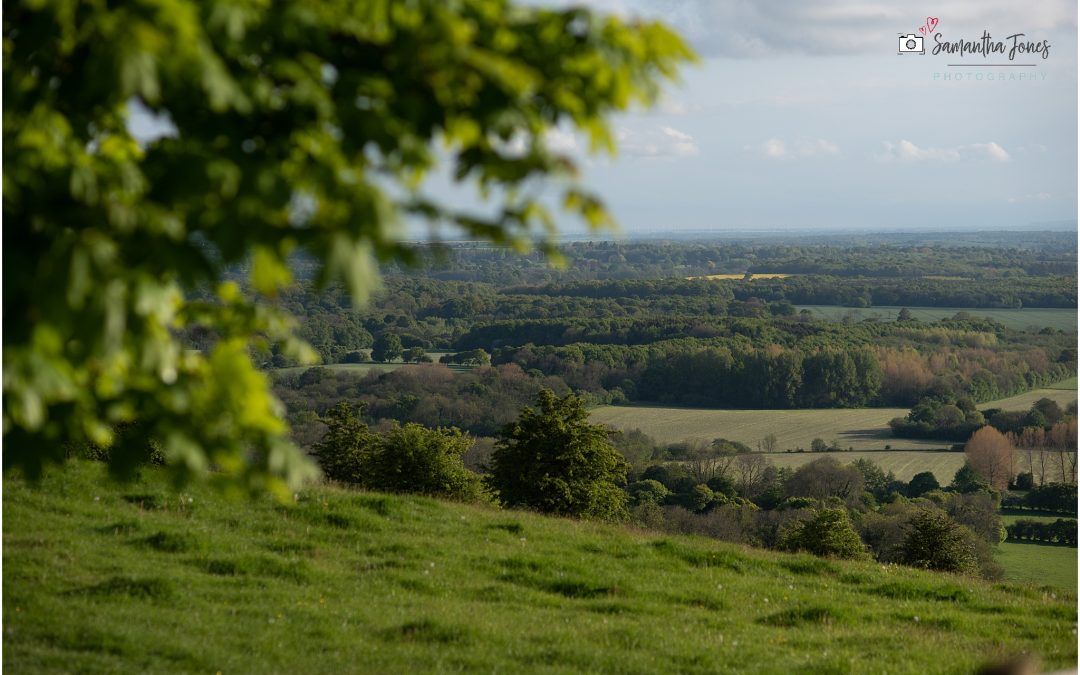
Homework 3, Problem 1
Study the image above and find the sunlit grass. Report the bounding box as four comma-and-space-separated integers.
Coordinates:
4, 462, 1076, 673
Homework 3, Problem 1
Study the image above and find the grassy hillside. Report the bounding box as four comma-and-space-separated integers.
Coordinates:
4, 463, 1076, 674
592, 386, 1078, 455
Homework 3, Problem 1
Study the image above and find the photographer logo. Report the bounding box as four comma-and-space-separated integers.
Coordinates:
898, 34, 925, 55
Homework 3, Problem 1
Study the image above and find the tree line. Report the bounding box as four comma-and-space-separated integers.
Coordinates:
1005, 519, 1077, 546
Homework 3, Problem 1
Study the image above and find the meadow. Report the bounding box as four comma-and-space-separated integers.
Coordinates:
795, 305, 1078, 332
995, 543, 1077, 592
592, 387, 1078, 457
4, 462, 1076, 674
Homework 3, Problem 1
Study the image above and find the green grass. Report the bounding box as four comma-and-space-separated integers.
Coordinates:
995, 542, 1077, 592
1046, 377, 1078, 390
997, 513, 1077, 592
1001, 513, 1077, 527
592, 386, 1078, 456
796, 305, 1078, 331
4, 462, 1076, 674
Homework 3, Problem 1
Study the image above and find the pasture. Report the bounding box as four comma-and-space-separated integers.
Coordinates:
592, 386, 1078, 458
795, 305, 1078, 332
593, 405, 944, 452
995, 542, 1077, 592
4, 462, 1076, 674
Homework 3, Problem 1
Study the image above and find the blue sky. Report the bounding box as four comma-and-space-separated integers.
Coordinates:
450, 0, 1079, 234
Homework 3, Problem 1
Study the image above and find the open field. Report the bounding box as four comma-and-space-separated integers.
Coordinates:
1046, 377, 1077, 390
764, 451, 965, 484
985, 388, 1077, 412
593, 405, 946, 452
995, 542, 1077, 592
1001, 513, 1077, 527
4, 462, 1076, 673
593, 385, 1078, 457
795, 305, 1077, 332
753, 451, 1071, 485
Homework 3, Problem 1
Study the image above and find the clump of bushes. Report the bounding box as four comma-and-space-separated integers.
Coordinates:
312, 403, 487, 503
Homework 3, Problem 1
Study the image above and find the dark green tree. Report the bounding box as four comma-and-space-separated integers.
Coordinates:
950, 462, 991, 494
402, 347, 428, 363
371, 334, 404, 363
2, 0, 693, 492
894, 509, 979, 575
311, 403, 379, 485
488, 389, 629, 520
907, 471, 941, 498
627, 479, 670, 507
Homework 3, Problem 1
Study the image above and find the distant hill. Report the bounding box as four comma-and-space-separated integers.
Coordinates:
3, 462, 1076, 673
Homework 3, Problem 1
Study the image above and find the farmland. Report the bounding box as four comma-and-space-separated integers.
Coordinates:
765, 451, 965, 484
593, 405, 944, 452
4, 461, 1076, 674
995, 543, 1077, 592
761, 450, 1070, 485
796, 305, 1078, 332
592, 386, 1078, 456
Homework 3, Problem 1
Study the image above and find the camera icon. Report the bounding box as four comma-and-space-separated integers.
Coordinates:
898, 33, 925, 54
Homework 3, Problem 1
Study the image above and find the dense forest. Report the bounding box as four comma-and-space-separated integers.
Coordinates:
248, 237, 1075, 419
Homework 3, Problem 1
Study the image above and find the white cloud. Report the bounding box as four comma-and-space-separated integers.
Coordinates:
877, 140, 1010, 162
971, 142, 1010, 162
618, 125, 700, 158
753, 137, 840, 159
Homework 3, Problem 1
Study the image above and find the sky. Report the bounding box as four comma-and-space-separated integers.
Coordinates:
128, 0, 1078, 236
427, 0, 1079, 235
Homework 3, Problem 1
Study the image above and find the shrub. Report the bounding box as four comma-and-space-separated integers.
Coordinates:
312, 403, 486, 502
780, 508, 868, 560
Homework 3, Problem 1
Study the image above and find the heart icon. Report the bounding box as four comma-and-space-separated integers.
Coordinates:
918, 26, 926, 35
926, 16, 939, 33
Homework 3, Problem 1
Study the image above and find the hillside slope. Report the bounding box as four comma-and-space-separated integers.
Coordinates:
3, 462, 1077, 674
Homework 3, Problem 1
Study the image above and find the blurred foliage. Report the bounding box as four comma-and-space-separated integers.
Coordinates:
2, 0, 693, 495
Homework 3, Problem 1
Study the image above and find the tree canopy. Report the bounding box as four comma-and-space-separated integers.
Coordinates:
2, 0, 693, 494
488, 389, 629, 520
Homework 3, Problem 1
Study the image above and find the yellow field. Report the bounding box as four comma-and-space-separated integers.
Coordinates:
592, 387, 1078, 453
